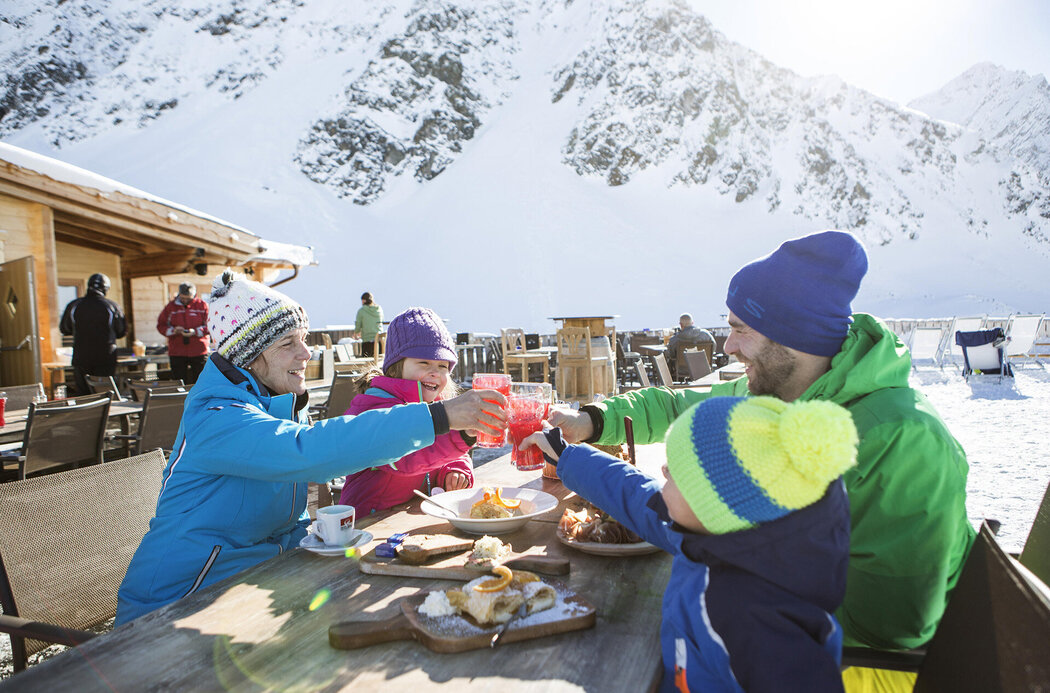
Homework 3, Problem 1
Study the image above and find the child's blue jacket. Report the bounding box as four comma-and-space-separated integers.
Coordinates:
116, 354, 436, 624
557, 444, 850, 693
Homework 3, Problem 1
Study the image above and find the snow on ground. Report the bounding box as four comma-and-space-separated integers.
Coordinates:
911, 361, 1050, 554
2, 360, 1047, 678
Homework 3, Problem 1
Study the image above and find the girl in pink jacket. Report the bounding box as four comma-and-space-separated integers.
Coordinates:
338, 307, 474, 515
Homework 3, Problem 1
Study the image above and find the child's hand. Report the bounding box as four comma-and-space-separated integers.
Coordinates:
442, 472, 471, 491
522, 422, 567, 464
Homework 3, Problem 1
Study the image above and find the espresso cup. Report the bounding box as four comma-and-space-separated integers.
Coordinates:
314, 504, 357, 546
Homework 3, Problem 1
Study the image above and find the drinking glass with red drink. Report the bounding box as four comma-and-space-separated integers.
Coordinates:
471, 373, 512, 447
508, 383, 549, 471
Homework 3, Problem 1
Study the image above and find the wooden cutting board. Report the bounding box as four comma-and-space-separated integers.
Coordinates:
329, 589, 596, 653
360, 542, 569, 580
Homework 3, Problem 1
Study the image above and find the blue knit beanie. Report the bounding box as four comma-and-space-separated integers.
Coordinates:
726, 230, 868, 356
382, 307, 457, 371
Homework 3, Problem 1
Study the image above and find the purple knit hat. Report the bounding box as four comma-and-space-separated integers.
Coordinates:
382, 307, 457, 371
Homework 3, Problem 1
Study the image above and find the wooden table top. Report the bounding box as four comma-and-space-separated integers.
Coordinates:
3, 448, 671, 692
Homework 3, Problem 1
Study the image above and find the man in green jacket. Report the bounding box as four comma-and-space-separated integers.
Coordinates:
552, 231, 975, 659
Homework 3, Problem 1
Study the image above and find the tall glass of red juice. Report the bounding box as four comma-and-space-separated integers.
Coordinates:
471, 373, 512, 447
508, 389, 547, 471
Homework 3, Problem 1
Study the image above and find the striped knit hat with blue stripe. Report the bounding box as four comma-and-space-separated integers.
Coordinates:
665, 396, 858, 534
207, 270, 309, 368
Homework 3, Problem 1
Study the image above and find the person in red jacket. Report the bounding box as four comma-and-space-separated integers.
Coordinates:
156, 283, 209, 384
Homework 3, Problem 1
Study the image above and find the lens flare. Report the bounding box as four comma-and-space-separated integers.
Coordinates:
309, 589, 331, 611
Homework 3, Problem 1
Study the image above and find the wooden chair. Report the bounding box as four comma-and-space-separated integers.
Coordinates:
309, 372, 358, 420
632, 360, 651, 389
501, 328, 550, 383
110, 389, 188, 455
683, 349, 712, 381
615, 337, 642, 389
1, 383, 46, 410
555, 327, 604, 403
843, 522, 1050, 690
0, 393, 112, 482
374, 332, 387, 365
651, 353, 698, 390
0, 449, 167, 671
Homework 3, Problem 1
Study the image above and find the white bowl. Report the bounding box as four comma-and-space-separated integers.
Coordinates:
419, 487, 558, 535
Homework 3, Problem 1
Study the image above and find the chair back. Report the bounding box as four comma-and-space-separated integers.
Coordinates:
955, 328, 1010, 380
0, 449, 166, 669
19, 393, 112, 479
908, 325, 950, 368
948, 316, 985, 362
322, 372, 359, 419
1005, 314, 1046, 360
555, 327, 592, 359
1020, 479, 1050, 585
683, 349, 712, 380
334, 344, 353, 363
651, 353, 674, 387
321, 346, 336, 383
85, 375, 125, 402
135, 389, 188, 454
634, 360, 651, 388
127, 379, 185, 402
912, 522, 1050, 692
1, 383, 45, 410
502, 328, 527, 356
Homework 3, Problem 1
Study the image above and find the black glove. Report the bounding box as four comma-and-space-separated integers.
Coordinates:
541, 426, 569, 467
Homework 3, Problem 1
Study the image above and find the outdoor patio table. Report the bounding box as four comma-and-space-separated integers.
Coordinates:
0, 399, 144, 445
0, 446, 672, 692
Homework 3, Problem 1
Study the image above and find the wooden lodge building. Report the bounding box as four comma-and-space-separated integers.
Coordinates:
0, 142, 315, 389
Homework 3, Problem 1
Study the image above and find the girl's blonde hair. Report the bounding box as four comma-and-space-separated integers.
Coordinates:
352, 359, 460, 400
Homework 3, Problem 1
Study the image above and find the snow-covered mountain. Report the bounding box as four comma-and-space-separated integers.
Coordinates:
1, 0, 1047, 333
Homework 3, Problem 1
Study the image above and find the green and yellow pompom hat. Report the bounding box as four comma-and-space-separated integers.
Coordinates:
665, 396, 859, 534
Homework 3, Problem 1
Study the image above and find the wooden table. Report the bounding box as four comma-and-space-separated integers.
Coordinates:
549, 315, 618, 347
0, 399, 144, 444
3, 448, 672, 692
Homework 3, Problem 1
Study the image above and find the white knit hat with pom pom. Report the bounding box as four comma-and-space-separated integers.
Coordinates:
665, 395, 858, 534
206, 269, 309, 368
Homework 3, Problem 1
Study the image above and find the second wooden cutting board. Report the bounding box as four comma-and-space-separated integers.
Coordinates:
360, 542, 569, 580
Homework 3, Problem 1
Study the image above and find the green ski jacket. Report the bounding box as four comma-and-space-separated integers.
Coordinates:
588, 313, 975, 650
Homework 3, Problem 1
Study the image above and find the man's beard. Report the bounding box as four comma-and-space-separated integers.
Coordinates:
746, 340, 797, 398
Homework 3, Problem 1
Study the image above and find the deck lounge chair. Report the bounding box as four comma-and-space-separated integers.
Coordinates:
908, 324, 951, 369
1004, 313, 1046, 369
955, 328, 1012, 382
946, 316, 985, 364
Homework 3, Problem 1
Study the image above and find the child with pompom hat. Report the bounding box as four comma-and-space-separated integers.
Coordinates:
526, 396, 858, 693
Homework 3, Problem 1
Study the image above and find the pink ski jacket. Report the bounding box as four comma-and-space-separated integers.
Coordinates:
338, 376, 474, 515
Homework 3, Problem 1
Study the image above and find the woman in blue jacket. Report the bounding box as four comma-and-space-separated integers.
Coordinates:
117, 271, 506, 624
527, 396, 858, 692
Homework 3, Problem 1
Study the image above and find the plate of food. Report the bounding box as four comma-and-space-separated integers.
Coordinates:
418, 486, 558, 535
556, 506, 662, 556
329, 566, 596, 653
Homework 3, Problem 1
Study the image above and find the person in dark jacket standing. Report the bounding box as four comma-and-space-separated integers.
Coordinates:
156, 283, 209, 384
59, 272, 128, 395
527, 395, 858, 692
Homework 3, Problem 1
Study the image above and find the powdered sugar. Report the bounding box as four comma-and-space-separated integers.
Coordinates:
416, 583, 589, 637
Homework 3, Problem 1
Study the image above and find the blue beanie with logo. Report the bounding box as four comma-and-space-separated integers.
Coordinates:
726, 230, 868, 356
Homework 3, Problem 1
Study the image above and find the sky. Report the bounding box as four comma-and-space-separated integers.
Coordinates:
690, 0, 1050, 104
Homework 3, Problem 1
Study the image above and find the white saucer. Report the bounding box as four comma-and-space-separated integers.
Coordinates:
299, 529, 372, 556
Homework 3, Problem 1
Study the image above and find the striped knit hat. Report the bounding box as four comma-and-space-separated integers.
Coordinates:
207, 270, 309, 368
665, 396, 858, 534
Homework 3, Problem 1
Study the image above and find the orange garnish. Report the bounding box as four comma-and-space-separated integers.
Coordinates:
471, 491, 493, 510
474, 565, 513, 593
493, 488, 520, 509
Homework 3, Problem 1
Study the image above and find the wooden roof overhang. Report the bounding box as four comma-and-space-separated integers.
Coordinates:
0, 159, 262, 277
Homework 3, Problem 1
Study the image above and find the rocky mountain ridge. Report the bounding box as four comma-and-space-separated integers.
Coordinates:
1, 0, 1048, 252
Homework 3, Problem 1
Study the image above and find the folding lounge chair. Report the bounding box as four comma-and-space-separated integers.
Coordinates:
1004, 313, 1046, 370
908, 324, 950, 369
947, 316, 985, 364
955, 328, 1013, 382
